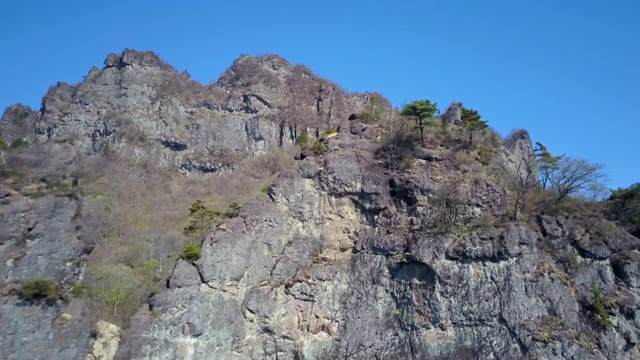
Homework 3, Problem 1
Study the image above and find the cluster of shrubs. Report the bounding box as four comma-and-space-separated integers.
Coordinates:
297, 130, 328, 155
18, 279, 61, 304
180, 243, 202, 262
0, 137, 29, 149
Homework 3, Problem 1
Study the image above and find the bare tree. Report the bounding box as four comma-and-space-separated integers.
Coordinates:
549, 157, 608, 201
431, 183, 465, 232
378, 109, 412, 170
501, 153, 539, 220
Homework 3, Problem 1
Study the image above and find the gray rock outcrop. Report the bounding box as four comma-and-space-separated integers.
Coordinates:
440, 101, 463, 129
0, 103, 38, 144
502, 128, 537, 181
1, 49, 639, 360
117, 125, 640, 360
0, 142, 94, 360
0, 297, 92, 360
33, 49, 376, 174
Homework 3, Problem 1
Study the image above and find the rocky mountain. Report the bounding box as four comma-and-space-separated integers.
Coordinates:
1, 49, 640, 360
33, 49, 380, 173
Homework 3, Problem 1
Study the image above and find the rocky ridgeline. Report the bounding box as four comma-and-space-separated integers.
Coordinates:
1, 50, 640, 360
27, 49, 381, 173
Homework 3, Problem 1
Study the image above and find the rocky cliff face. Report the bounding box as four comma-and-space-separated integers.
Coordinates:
115, 121, 640, 360
34, 49, 377, 173
0, 142, 94, 360
1, 50, 640, 360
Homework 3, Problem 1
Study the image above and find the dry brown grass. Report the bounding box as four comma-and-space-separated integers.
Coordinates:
82, 148, 293, 264
74, 147, 294, 325
152, 72, 216, 105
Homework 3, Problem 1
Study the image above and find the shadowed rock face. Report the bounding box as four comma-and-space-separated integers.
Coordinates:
2, 50, 640, 360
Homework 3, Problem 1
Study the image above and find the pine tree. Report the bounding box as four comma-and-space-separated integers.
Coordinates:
607, 182, 640, 237
183, 200, 219, 238
400, 99, 438, 145
534, 141, 562, 190
460, 108, 488, 146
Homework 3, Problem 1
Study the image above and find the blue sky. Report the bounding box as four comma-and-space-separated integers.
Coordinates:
1, 1, 639, 189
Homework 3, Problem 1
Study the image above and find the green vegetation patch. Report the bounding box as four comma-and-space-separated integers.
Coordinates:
19, 279, 61, 304
298, 130, 310, 150
183, 200, 241, 238
9, 138, 29, 149
592, 283, 612, 330
311, 138, 326, 154
180, 243, 202, 262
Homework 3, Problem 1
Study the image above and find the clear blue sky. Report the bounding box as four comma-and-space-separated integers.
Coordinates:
1, 1, 639, 189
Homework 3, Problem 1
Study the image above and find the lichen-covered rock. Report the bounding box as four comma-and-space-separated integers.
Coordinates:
169, 260, 201, 289
86, 320, 122, 360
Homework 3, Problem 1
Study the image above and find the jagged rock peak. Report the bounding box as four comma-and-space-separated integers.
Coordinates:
0, 103, 38, 143
502, 128, 536, 178
235, 53, 292, 69
503, 128, 533, 153
214, 53, 300, 89
440, 101, 463, 129
103, 48, 176, 71
1, 103, 35, 122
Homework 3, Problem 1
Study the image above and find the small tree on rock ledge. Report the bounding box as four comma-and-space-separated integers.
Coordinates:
183, 200, 218, 239
549, 157, 608, 201
401, 99, 438, 145
460, 108, 488, 146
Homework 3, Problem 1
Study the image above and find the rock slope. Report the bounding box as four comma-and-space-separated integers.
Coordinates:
0, 143, 94, 360
0, 49, 385, 360
34, 49, 381, 173
1, 50, 639, 360
116, 119, 640, 359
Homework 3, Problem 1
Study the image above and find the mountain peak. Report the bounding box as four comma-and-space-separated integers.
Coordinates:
2, 48, 638, 360
103, 49, 175, 71
25, 49, 377, 172
235, 53, 291, 67
215, 53, 294, 90
0, 103, 37, 143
